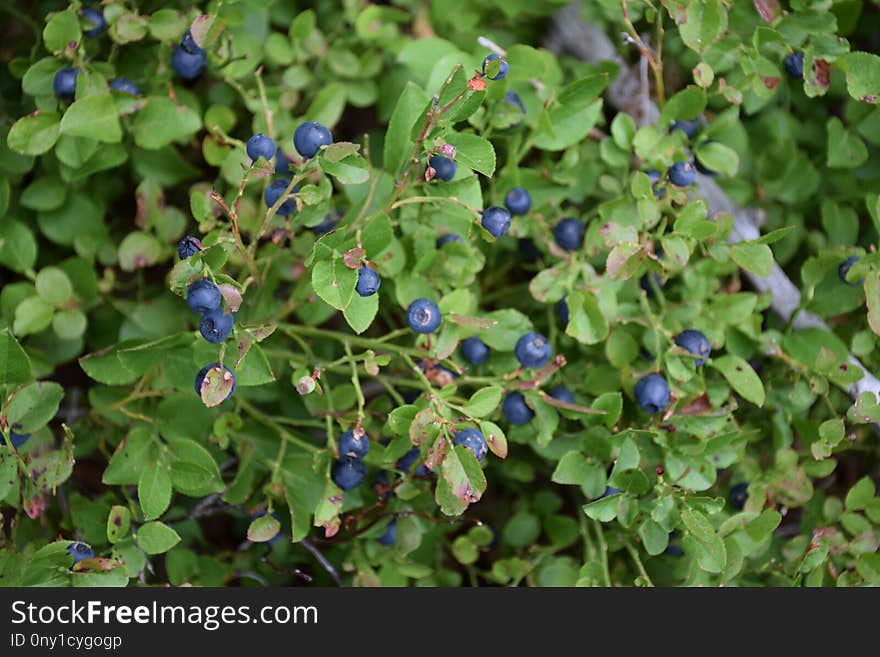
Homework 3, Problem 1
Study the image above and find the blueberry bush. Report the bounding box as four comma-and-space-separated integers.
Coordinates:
1, 0, 879, 588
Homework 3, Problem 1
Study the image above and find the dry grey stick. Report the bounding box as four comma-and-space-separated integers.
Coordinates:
544, 2, 880, 402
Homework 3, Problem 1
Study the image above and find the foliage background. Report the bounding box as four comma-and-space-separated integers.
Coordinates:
0, 0, 879, 587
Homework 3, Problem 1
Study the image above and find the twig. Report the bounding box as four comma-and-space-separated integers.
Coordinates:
300, 538, 342, 586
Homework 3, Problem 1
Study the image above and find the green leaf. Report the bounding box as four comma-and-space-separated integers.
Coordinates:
7, 112, 61, 156
247, 513, 281, 543
311, 258, 357, 310
320, 153, 370, 184
678, 0, 725, 53
59, 94, 122, 143
118, 231, 163, 271
132, 97, 202, 150
383, 82, 430, 175
0, 329, 33, 386
845, 476, 876, 511
551, 451, 592, 487
5, 382, 64, 433
0, 446, 18, 500
138, 463, 172, 521
842, 52, 880, 104
43, 8, 81, 53
168, 438, 224, 497
445, 133, 496, 177
462, 387, 502, 418
437, 445, 487, 516
35, 267, 74, 306
565, 290, 609, 345
681, 507, 715, 544
583, 495, 621, 522
695, 141, 739, 177
711, 354, 765, 407
102, 428, 153, 485
659, 86, 707, 127
305, 82, 347, 129
744, 509, 782, 542
0, 221, 38, 273
135, 521, 181, 555
638, 519, 669, 556
827, 117, 868, 168
730, 241, 774, 277
343, 291, 379, 334
479, 420, 508, 459
106, 506, 131, 544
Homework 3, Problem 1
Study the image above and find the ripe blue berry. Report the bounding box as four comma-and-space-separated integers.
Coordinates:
53, 67, 80, 103
177, 235, 202, 259
109, 78, 141, 96
396, 446, 420, 473
355, 266, 381, 297
784, 52, 804, 79
674, 329, 711, 367
670, 119, 698, 139
729, 483, 749, 510
436, 233, 464, 248
186, 279, 222, 314
646, 169, 666, 199
67, 542, 95, 565
331, 456, 366, 491
194, 363, 237, 400
603, 487, 622, 497
553, 217, 585, 251
275, 147, 291, 174
461, 336, 490, 365
199, 308, 234, 344
504, 90, 526, 113
339, 429, 370, 459
548, 385, 575, 405
2, 431, 30, 450
264, 178, 299, 216
668, 161, 696, 187
839, 256, 863, 286
481, 206, 512, 238
310, 213, 338, 234
515, 332, 553, 369
246, 133, 277, 163
556, 296, 569, 327
171, 45, 207, 81
427, 155, 457, 182
482, 53, 508, 80
518, 238, 541, 261
639, 272, 663, 297
504, 188, 532, 215
378, 518, 397, 546
502, 392, 533, 426
81, 7, 106, 37
453, 428, 488, 463
293, 121, 332, 158
180, 29, 200, 54
634, 374, 670, 414
406, 298, 442, 334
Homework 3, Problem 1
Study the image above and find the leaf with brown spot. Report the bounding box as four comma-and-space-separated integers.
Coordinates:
219, 284, 242, 312
752, 0, 780, 23
343, 247, 366, 269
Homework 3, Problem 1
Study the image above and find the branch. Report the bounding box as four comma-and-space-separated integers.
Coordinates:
544, 2, 880, 405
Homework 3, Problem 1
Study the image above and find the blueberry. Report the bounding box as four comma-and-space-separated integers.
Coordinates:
674, 329, 711, 367
275, 147, 291, 175
646, 169, 666, 199
548, 385, 575, 405
481, 206, 512, 238
839, 256, 864, 286
453, 428, 488, 463
639, 272, 663, 297
634, 374, 670, 414
553, 217, 585, 251
729, 482, 749, 510
293, 121, 333, 158
518, 238, 541, 261
180, 29, 200, 54
378, 518, 397, 546
177, 235, 202, 259
504, 188, 532, 216
436, 233, 464, 248
504, 90, 526, 113
199, 308, 234, 344
339, 429, 370, 459
406, 298, 442, 334
667, 161, 696, 187
264, 178, 299, 216
355, 266, 381, 297
395, 447, 420, 473
53, 67, 80, 103
514, 332, 553, 369
67, 542, 95, 565
310, 213, 338, 234
502, 392, 533, 426
247, 133, 277, 163
2, 431, 30, 450
81, 7, 106, 37
400, 390, 421, 404
171, 45, 207, 81
556, 296, 569, 327
784, 52, 804, 79
109, 78, 141, 96
186, 279, 222, 314
194, 363, 237, 399
603, 486, 622, 497
481, 53, 508, 80
331, 456, 367, 491
461, 336, 490, 365
427, 155, 457, 182
670, 119, 698, 140
664, 543, 684, 557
